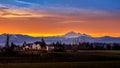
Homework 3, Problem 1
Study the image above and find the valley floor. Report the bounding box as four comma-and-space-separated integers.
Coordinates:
0, 61, 120, 68
0, 50, 120, 68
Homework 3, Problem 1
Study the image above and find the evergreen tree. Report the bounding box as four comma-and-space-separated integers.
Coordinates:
22, 41, 27, 47
11, 42, 16, 50
41, 38, 46, 48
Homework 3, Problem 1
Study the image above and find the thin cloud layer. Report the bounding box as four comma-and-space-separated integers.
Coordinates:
0, 0, 120, 37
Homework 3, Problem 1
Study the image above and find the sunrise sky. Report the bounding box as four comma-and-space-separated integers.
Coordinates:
0, 0, 120, 37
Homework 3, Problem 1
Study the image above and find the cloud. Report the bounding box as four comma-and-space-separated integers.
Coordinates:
59, 21, 86, 24
0, 1, 119, 20
14, 0, 40, 6
0, 0, 119, 19
0, 5, 48, 18
1, 12, 31, 17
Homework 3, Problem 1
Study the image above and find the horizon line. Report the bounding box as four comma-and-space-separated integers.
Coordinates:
0, 32, 120, 38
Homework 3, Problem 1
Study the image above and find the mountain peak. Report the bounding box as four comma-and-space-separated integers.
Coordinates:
63, 31, 92, 39
101, 36, 114, 39
65, 31, 80, 35
63, 31, 82, 38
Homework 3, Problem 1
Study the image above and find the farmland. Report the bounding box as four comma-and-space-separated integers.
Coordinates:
0, 61, 120, 68
0, 50, 120, 68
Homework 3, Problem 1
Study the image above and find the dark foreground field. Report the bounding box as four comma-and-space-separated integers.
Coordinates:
0, 50, 120, 68
0, 61, 120, 68
1, 50, 120, 63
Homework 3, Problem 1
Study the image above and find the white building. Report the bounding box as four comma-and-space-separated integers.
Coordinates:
22, 43, 32, 50
22, 41, 54, 52
46, 45, 54, 52
32, 43, 41, 50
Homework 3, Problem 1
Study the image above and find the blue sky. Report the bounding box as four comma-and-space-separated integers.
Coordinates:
23, 0, 120, 10
0, 0, 120, 12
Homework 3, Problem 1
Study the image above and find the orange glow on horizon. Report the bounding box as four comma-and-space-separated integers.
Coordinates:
0, 9, 120, 37
0, 32, 119, 37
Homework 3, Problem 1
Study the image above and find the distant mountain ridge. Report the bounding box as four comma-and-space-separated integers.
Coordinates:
0, 32, 120, 46
63, 31, 91, 38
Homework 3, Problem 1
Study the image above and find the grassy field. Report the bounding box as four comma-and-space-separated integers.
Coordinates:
0, 50, 120, 68
0, 51, 120, 63
0, 61, 120, 68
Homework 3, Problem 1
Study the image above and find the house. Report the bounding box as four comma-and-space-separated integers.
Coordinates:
21, 41, 54, 51
22, 42, 43, 51
46, 45, 54, 52
22, 43, 33, 50
32, 43, 41, 50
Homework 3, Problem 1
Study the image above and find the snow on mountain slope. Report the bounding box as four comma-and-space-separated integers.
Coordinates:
63, 31, 91, 38
0, 32, 119, 46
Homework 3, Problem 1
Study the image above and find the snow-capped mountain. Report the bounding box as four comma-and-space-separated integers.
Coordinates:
63, 31, 91, 38
0, 32, 120, 47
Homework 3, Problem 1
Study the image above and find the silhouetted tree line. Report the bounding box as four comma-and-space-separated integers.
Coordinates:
0, 38, 120, 56
50, 42, 120, 52
50, 42, 65, 52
